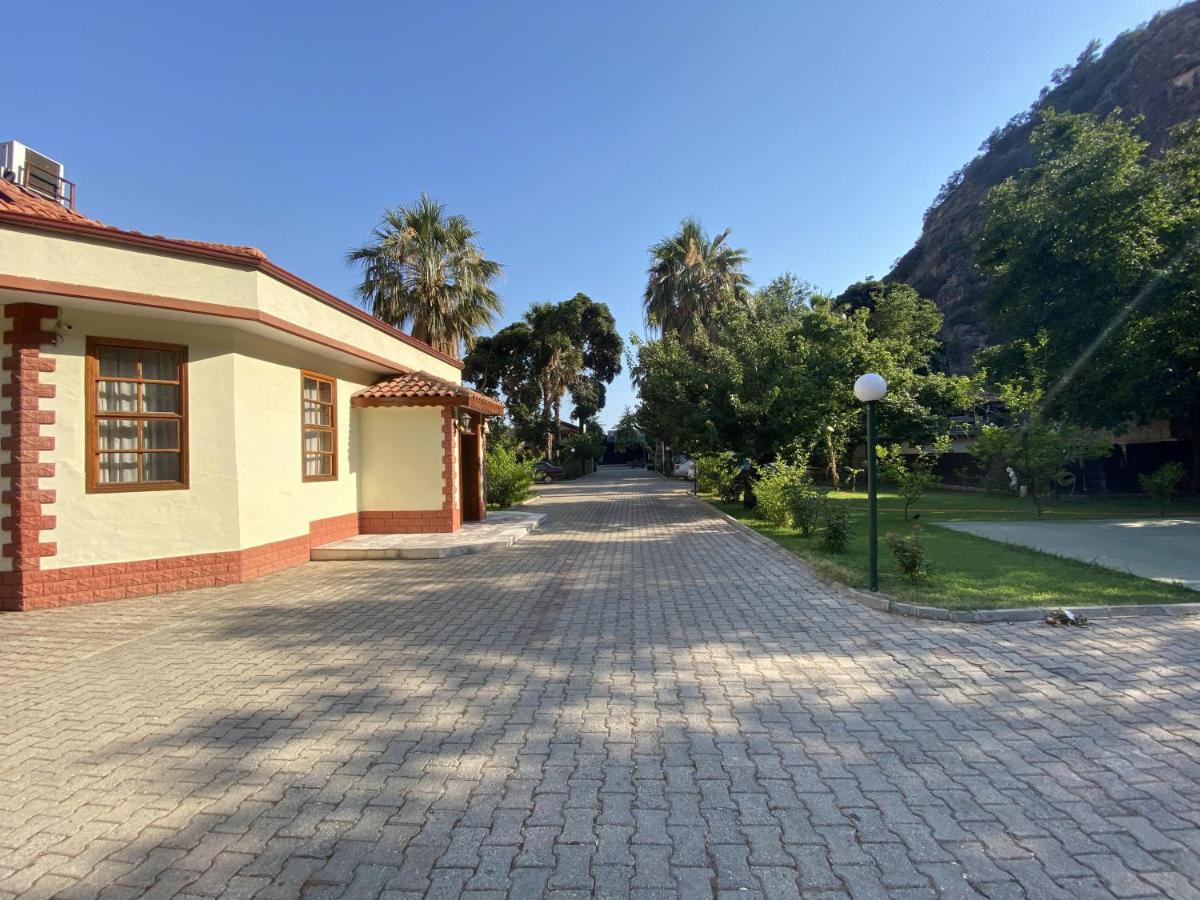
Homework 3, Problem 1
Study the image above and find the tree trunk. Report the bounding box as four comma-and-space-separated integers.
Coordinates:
826, 431, 841, 490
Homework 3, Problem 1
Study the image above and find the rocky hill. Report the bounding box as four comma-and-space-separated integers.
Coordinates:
889, 2, 1200, 371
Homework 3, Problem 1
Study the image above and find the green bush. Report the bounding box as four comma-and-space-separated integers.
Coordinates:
1139, 461, 1186, 516
887, 527, 929, 582
695, 452, 739, 501
486, 442, 535, 508
755, 458, 807, 527
786, 475, 826, 536
822, 507, 851, 553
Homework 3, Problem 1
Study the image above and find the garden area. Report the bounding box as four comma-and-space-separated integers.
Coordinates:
708, 484, 1199, 611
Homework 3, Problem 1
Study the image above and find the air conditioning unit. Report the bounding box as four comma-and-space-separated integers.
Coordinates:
0, 140, 73, 207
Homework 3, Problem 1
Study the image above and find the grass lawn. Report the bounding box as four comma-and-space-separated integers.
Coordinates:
708, 488, 1199, 611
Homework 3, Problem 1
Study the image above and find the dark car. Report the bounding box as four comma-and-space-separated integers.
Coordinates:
534, 460, 565, 483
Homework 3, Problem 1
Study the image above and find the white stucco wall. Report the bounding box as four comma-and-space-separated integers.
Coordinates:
358, 406, 447, 511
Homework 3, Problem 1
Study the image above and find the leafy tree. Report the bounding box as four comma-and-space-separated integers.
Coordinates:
643, 218, 751, 346
560, 428, 607, 478
464, 294, 622, 460
613, 407, 648, 455
976, 110, 1200, 484
347, 194, 502, 356
970, 336, 1112, 518
632, 278, 973, 469
878, 435, 951, 521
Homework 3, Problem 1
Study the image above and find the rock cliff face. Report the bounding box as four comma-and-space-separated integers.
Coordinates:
889, 2, 1200, 371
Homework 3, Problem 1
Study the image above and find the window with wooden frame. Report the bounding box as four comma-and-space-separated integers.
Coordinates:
301, 372, 337, 481
86, 338, 188, 492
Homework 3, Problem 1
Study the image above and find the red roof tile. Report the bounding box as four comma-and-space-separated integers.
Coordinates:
352, 372, 503, 415
0, 178, 266, 260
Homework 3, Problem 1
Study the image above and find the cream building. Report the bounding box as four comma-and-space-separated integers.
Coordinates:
0, 159, 500, 611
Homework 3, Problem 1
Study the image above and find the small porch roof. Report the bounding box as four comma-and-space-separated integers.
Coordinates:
351, 371, 504, 415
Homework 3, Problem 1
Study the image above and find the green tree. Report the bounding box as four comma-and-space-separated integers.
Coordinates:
347, 194, 503, 357
643, 218, 751, 346
632, 277, 972, 468
613, 407, 648, 455
464, 294, 623, 460
970, 336, 1112, 518
976, 110, 1200, 482
878, 436, 951, 521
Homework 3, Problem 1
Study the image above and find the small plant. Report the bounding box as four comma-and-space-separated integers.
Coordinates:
485, 442, 536, 508
695, 451, 739, 501
822, 507, 851, 553
786, 476, 826, 536
886, 526, 929, 582
878, 436, 949, 521
1138, 461, 1186, 516
754, 458, 807, 527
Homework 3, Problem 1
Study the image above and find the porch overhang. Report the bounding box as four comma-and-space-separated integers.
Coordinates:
351, 371, 504, 416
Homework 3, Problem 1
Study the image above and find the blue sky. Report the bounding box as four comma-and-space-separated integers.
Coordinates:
8, 1, 1170, 427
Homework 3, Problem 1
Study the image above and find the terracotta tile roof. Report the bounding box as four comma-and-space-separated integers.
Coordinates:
0, 178, 266, 260
352, 371, 503, 415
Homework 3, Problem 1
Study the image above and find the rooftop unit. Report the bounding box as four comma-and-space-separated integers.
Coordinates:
0, 141, 75, 208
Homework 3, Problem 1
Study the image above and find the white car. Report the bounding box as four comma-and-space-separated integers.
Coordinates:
674, 457, 695, 479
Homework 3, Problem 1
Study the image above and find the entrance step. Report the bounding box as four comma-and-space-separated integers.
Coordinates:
310, 511, 545, 560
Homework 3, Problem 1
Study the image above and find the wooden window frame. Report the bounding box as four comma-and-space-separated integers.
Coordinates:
301, 371, 338, 482
85, 337, 189, 494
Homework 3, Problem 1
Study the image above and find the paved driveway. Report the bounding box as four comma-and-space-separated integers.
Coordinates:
3, 468, 1200, 899
939, 518, 1200, 591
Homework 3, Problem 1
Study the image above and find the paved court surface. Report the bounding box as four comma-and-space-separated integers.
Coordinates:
939, 518, 1200, 591
3, 468, 1200, 899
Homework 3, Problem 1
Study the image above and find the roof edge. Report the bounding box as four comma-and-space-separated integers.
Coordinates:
0, 210, 465, 371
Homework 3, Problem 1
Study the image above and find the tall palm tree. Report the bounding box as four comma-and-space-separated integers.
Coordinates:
643, 218, 751, 346
347, 194, 503, 357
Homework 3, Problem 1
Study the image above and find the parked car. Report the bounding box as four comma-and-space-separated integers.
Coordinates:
533, 460, 565, 483
674, 456, 695, 480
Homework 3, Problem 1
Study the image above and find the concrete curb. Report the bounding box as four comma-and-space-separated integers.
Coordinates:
698, 497, 1200, 625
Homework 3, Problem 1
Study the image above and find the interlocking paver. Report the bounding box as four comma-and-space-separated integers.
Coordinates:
2, 468, 1200, 898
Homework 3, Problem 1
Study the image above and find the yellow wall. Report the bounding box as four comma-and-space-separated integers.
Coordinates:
0, 226, 462, 382
47, 310, 243, 568
358, 406, 447, 510
41, 307, 448, 569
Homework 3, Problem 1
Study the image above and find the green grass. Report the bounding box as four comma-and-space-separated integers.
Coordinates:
708, 488, 1198, 611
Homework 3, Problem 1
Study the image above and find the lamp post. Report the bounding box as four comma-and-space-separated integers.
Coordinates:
854, 373, 888, 591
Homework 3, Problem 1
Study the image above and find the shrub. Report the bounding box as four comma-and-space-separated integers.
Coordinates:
1139, 461, 1186, 516
755, 458, 807, 527
878, 437, 949, 520
822, 507, 851, 553
695, 452, 739, 501
486, 442, 535, 508
786, 476, 826, 536
886, 527, 929, 581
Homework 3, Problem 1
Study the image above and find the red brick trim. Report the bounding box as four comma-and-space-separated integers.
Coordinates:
444, 407, 462, 532
8, 512, 360, 611
0, 303, 59, 611
357, 509, 457, 534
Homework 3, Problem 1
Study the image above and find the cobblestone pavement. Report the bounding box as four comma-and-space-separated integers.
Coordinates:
3, 468, 1200, 899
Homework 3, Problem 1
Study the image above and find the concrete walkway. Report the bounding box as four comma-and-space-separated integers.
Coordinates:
311, 511, 545, 560
940, 517, 1200, 591
2, 468, 1200, 898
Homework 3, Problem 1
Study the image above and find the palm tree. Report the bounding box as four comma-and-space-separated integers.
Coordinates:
643, 218, 750, 346
347, 194, 502, 357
